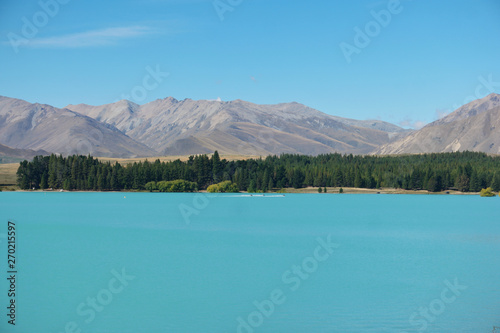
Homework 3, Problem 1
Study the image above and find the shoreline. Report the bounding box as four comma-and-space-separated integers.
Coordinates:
2, 186, 486, 195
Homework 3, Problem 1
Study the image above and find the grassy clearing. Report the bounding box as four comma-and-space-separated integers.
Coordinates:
0, 163, 18, 186
96, 154, 262, 165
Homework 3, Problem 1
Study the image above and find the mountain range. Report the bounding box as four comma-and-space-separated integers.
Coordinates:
0, 93, 499, 158
66, 98, 408, 156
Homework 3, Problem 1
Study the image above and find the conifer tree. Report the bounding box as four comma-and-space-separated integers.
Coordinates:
40, 173, 48, 189
491, 172, 500, 192
248, 179, 256, 193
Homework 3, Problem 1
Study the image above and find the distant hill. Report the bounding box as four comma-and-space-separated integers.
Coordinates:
373, 93, 500, 154
0, 96, 157, 158
0, 143, 48, 163
66, 98, 407, 156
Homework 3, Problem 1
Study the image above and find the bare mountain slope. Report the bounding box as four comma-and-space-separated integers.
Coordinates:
373, 93, 500, 154
67, 98, 407, 156
436, 93, 500, 125
0, 96, 157, 157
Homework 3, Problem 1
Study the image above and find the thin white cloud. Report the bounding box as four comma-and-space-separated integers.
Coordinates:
27, 26, 153, 48
399, 118, 427, 130
412, 120, 427, 130
435, 109, 450, 120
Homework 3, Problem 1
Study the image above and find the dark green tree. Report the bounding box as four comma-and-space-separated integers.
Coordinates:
292, 169, 304, 189
354, 170, 363, 188
211, 151, 222, 183
248, 179, 256, 193
491, 172, 500, 192
62, 179, 71, 191
469, 170, 482, 192
40, 173, 48, 189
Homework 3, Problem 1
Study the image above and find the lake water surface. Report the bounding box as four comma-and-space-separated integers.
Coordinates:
0, 193, 499, 333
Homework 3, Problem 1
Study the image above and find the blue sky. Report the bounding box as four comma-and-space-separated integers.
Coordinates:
0, 0, 499, 128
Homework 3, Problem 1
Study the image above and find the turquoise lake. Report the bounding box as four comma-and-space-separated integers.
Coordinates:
0, 192, 499, 333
